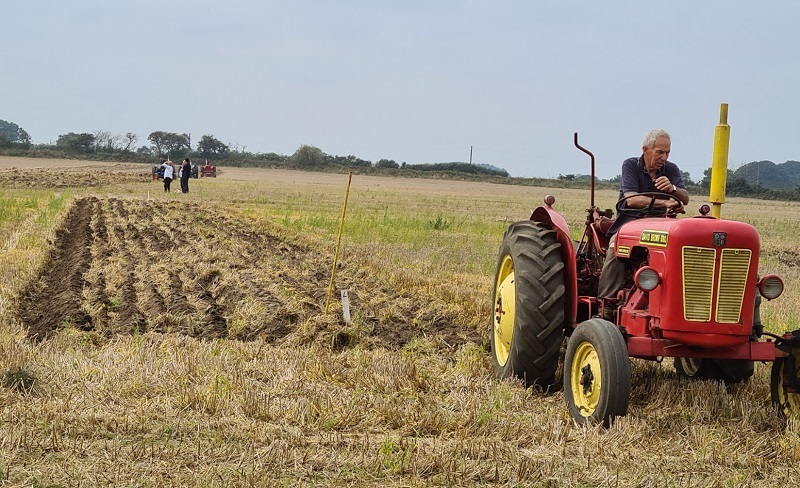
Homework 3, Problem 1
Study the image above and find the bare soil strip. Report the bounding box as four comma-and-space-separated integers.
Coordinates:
16, 196, 481, 348
0, 164, 150, 187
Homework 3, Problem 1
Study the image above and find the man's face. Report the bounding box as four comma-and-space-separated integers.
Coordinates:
642, 136, 671, 172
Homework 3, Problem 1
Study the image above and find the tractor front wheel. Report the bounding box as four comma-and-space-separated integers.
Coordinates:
489, 220, 566, 390
771, 348, 800, 418
564, 318, 631, 426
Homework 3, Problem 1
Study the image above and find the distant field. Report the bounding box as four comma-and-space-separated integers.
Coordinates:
1, 155, 799, 486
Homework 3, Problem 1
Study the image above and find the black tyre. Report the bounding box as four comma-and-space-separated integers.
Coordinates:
673, 293, 760, 384
771, 349, 800, 418
564, 318, 631, 426
674, 357, 754, 384
490, 220, 566, 389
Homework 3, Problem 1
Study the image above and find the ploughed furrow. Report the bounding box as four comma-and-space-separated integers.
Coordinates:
195, 269, 228, 337
16, 197, 479, 350
126, 215, 166, 323
19, 197, 96, 340
109, 208, 147, 334
82, 198, 112, 330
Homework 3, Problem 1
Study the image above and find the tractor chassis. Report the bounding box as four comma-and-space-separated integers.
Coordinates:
625, 336, 782, 361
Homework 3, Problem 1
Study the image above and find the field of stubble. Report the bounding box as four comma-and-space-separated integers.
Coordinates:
1, 156, 800, 487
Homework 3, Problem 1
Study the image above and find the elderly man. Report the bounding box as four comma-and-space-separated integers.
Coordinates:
597, 129, 690, 319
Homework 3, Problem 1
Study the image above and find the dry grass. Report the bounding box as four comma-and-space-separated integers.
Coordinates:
1, 159, 799, 486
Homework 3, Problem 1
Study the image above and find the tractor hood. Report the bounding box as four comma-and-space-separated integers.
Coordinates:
615, 215, 761, 347
615, 216, 760, 257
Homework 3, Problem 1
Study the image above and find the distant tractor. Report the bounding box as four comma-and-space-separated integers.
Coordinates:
152, 163, 173, 181
200, 161, 217, 178
490, 114, 800, 426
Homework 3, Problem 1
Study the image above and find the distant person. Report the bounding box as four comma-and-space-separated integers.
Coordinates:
161, 159, 174, 192
154, 157, 166, 181
180, 157, 191, 193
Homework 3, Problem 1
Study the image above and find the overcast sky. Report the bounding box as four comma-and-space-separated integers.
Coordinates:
4, 1, 799, 180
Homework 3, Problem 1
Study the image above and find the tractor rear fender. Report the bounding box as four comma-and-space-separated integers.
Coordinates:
530, 206, 578, 325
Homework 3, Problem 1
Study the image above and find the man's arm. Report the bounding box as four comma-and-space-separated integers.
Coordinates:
653, 175, 689, 206
671, 186, 689, 205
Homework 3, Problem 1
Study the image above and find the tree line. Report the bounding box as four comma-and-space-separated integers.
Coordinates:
0, 120, 509, 178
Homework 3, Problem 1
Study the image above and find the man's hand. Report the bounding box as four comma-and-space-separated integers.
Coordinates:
653, 176, 675, 194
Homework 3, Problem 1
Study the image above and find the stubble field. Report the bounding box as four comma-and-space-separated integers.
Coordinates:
1, 156, 800, 486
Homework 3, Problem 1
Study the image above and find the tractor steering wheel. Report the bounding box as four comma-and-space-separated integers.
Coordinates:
615, 191, 684, 219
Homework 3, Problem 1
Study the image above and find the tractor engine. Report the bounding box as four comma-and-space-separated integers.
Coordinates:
614, 212, 781, 349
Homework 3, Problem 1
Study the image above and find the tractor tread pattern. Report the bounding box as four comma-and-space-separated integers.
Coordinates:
491, 220, 566, 388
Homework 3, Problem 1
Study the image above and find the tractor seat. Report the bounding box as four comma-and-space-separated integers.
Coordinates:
594, 216, 615, 236
592, 216, 614, 257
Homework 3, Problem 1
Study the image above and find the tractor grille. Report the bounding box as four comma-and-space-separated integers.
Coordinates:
715, 249, 752, 323
682, 247, 716, 321
681, 246, 752, 323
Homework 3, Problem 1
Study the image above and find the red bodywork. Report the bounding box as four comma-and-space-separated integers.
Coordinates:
201, 164, 216, 177
616, 216, 757, 347
530, 203, 782, 362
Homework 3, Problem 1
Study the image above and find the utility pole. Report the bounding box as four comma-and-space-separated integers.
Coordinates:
469, 145, 473, 164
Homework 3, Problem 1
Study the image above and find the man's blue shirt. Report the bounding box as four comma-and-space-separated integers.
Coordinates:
606, 156, 686, 236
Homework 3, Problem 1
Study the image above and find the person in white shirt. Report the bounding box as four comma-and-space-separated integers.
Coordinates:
162, 160, 174, 192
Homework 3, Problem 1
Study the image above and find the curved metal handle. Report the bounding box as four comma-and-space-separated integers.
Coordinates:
574, 133, 596, 208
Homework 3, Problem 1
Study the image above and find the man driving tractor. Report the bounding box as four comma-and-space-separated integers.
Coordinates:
597, 129, 691, 319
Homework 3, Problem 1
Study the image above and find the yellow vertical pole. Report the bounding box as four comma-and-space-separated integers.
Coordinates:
709, 103, 730, 219
325, 172, 353, 313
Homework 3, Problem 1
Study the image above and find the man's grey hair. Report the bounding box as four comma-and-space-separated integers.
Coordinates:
642, 129, 671, 148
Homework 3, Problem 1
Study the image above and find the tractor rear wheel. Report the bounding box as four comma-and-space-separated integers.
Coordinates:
564, 318, 631, 426
771, 348, 800, 418
674, 358, 754, 384
489, 220, 566, 389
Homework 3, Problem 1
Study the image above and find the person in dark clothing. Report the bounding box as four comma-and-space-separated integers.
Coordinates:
597, 129, 690, 319
180, 158, 191, 193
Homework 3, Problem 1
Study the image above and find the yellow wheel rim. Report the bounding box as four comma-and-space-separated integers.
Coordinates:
570, 341, 602, 417
778, 352, 800, 416
493, 255, 516, 366
679, 357, 702, 376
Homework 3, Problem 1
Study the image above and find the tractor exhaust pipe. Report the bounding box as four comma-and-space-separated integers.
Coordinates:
574, 133, 595, 208
709, 103, 730, 219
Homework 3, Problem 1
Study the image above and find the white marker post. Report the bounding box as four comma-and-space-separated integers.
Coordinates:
341, 290, 351, 324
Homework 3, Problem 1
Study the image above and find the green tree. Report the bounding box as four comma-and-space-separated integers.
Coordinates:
56, 132, 95, 152
375, 159, 399, 169
291, 144, 326, 167
0, 120, 31, 145
148, 131, 190, 157
197, 134, 229, 158
328, 154, 371, 167
699, 167, 734, 189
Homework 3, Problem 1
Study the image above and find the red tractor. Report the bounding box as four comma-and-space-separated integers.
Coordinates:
200, 161, 217, 178
490, 132, 800, 426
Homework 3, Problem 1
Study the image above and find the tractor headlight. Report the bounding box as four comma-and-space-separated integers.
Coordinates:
634, 267, 661, 292
758, 274, 784, 300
